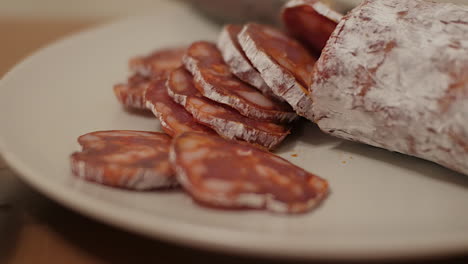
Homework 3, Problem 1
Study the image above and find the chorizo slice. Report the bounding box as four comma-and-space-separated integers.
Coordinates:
217, 24, 283, 102
170, 132, 329, 214
114, 48, 186, 110
145, 79, 214, 137
167, 67, 290, 150
113, 73, 150, 110
183, 41, 297, 123
282, 0, 343, 55
129, 47, 186, 79
71, 130, 176, 190
238, 23, 316, 121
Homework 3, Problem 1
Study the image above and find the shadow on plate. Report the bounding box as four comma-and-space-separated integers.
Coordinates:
123, 107, 156, 118
334, 140, 468, 190
278, 119, 341, 153
279, 120, 468, 189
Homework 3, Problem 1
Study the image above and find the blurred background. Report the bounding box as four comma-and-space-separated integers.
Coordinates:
2, 0, 467, 21
2, 0, 467, 75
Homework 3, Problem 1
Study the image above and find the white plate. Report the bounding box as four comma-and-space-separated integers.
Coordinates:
1, 1, 468, 260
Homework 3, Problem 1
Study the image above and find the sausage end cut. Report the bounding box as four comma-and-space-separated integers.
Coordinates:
311, 0, 468, 175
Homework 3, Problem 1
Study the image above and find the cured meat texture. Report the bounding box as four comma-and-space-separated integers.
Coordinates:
167, 67, 290, 150
282, 0, 343, 55
114, 47, 186, 110
311, 0, 468, 175
113, 74, 150, 110
183, 41, 297, 123
145, 79, 214, 137
129, 47, 186, 79
217, 24, 282, 102
170, 132, 329, 214
238, 23, 316, 121
71, 130, 176, 190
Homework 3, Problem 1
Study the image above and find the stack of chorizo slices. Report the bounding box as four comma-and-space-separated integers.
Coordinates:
111, 17, 331, 149
71, 0, 355, 214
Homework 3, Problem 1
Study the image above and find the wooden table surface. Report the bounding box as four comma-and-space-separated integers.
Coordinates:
1, 18, 468, 264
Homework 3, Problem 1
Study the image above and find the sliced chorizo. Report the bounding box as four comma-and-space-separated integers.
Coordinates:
114, 47, 186, 110
217, 24, 283, 102
170, 132, 329, 214
238, 23, 317, 121
145, 79, 214, 137
70, 130, 176, 190
129, 47, 186, 79
282, 0, 343, 55
167, 67, 290, 150
113, 73, 150, 110
183, 41, 297, 123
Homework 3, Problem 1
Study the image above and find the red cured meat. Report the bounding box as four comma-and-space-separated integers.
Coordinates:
170, 132, 329, 214
238, 23, 316, 121
282, 0, 343, 55
145, 79, 214, 137
183, 41, 297, 123
167, 67, 290, 150
71, 130, 176, 190
217, 24, 282, 102
113, 73, 150, 110
129, 47, 186, 79
114, 47, 186, 110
